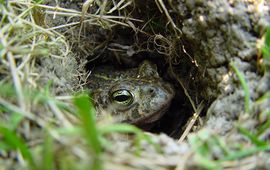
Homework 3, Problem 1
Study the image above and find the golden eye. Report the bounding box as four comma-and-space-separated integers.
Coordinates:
111, 89, 133, 106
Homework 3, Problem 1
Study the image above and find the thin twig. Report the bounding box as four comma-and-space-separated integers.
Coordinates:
7, 53, 26, 110
178, 102, 204, 143
47, 100, 73, 128
155, 0, 182, 35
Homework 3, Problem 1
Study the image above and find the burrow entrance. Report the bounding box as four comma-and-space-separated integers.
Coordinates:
82, 28, 206, 138
62, 1, 213, 138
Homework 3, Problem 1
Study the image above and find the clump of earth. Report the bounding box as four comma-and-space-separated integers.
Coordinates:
179, 0, 270, 131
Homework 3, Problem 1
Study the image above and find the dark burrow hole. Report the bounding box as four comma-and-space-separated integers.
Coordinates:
76, 0, 209, 139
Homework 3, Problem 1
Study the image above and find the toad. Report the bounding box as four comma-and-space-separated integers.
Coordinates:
87, 60, 174, 128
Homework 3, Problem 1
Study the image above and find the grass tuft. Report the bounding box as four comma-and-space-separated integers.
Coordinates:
230, 62, 251, 113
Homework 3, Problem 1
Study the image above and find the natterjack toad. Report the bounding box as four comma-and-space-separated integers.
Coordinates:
87, 61, 174, 127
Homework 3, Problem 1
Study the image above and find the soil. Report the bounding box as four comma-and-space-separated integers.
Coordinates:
177, 0, 270, 136
36, 0, 270, 169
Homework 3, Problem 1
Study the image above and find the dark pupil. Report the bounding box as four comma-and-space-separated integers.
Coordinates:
114, 95, 130, 102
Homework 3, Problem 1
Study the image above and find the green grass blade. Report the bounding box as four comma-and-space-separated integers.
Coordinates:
0, 83, 17, 98
73, 94, 101, 154
0, 0, 5, 5
32, 0, 44, 4
73, 94, 102, 170
0, 105, 23, 130
0, 42, 4, 57
196, 156, 222, 170
237, 126, 268, 146
0, 141, 13, 150
257, 109, 270, 136
220, 145, 270, 161
255, 92, 270, 103
264, 27, 270, 48
262, 27, 270, 69
41, 131, 54, 170
99, 123, 142, 134
0, 126, 35, 168
262, 46, 270, 60
230, 62, 250, 113
9, 112, 24, 130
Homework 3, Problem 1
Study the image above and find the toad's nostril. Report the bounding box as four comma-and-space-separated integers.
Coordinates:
149, 88, 155, 94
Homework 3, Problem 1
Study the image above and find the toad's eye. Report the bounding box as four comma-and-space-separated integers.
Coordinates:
111, 89, 133, 106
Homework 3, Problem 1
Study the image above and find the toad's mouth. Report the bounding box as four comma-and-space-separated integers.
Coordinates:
126, 104, 170, 127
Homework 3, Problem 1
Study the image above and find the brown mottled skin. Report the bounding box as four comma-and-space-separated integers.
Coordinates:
87, 61, 175, 127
